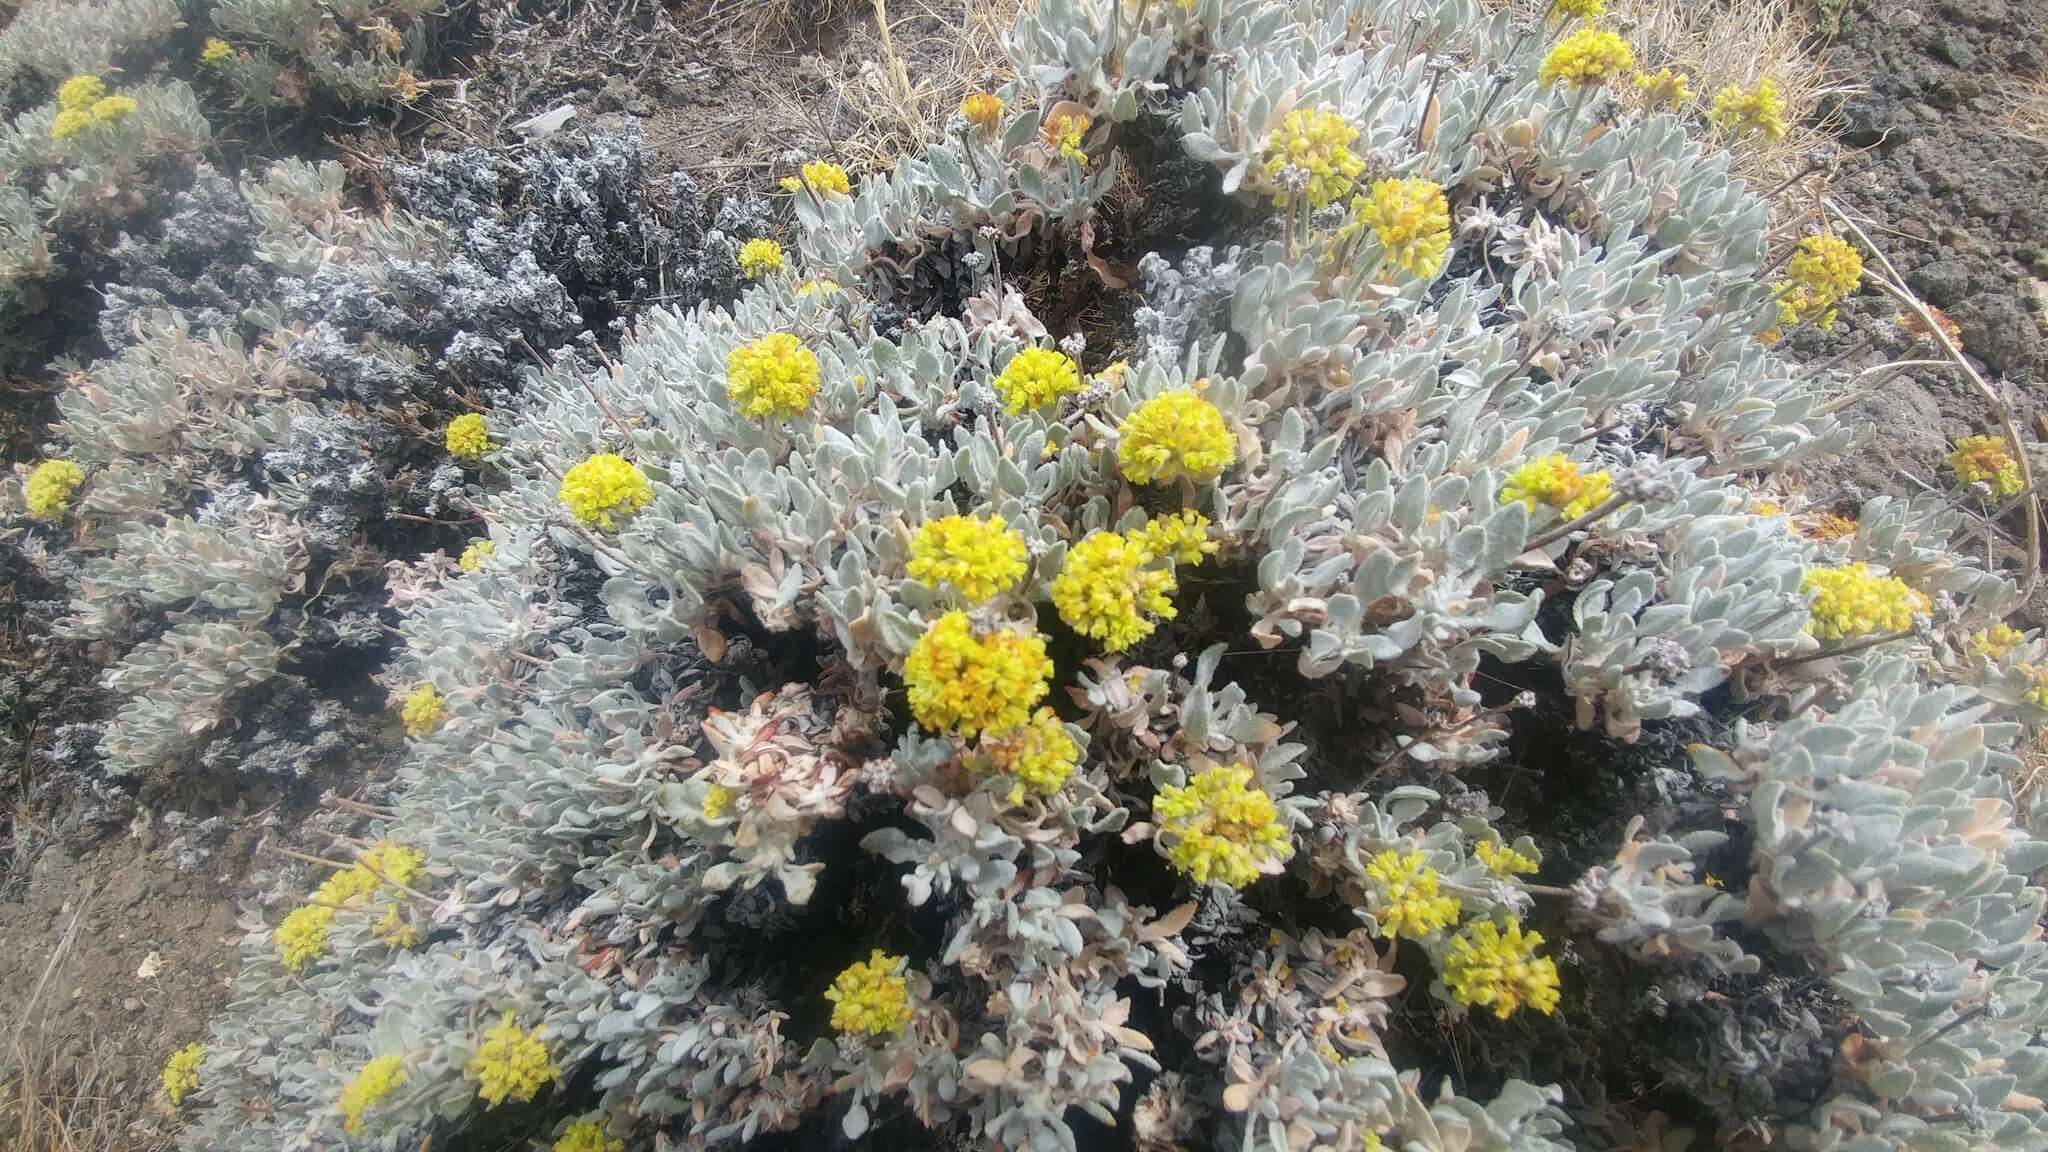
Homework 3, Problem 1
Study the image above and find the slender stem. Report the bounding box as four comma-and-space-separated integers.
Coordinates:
1768, 628, 1916, 672
1823, 195, 2040, 592
1526, 493, 1627, 552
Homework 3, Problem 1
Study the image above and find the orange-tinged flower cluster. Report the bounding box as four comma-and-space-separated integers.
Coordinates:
1946, 434, 2024, 499
1351, 178, 1452, 279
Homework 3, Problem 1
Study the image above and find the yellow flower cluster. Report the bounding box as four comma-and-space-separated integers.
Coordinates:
401, 683, 444, 737
559, 453, 654, 529
971, 707, 1079, 803
1972, 622, 2024, 662
338, 1054, 406, 1135
726, 331, 821, 422
1261, 107, 1365, 209
162, 1042, 204, 1107
737, 237, 784, 278
1116, 391, 1237, 484
826, 949, 915, 1037
24, 459, 84, 521
274, 841, 424, 970
1802, 563, 1924, 641
1797, 509, 1858, 541
202, 37, 236, 66
1042, 111, 1090, 162
1442, 918, 1561, 1019
1538, 28, 1635, 89
1635, 68, 1694, 109
1364, 849, 1462, 939
903, 611, 1052, 738
444, 413, 492, 461
961, 91, 1004, 131
2024, 665, 2048, 711
783, 160, 851, 196
1710, 78, 1789, 141
701, 782, 735, 820
1051, 530, 1179, 652
373, 903, 419, 948
1551, 0, 1606, 19
467, 1013, 555, 1106
1156, 765, 1294, 888
1131, 510, 1219, 565
555, 1118, 624, 1152
1475, 840, 1540, 878
1774, 233, 1862, 332
994, 346, 1083, 414
51, 75, 137, 140
1500, 454, 1614, 520
1350, 178, 1452, 279
458, 540, 496, 572
908, 513, 1027, 602
1946, 434, 2023, 499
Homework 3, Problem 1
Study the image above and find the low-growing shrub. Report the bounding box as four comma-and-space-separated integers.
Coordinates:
124, 2, 2048, 1152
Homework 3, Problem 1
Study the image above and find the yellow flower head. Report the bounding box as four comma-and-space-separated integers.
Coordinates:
1635, 68, 1694, 109
1972, 622, 2025, 662
1364, 849, 1462, 939
275, 904, 334, 971
1042, 111, 1090, 162
726, 332, 821, 422
401, 683, 444, 737
827, 949, 915, 1037
1551, 0, 1606, 20
737, 237, 784, 279
50, 108, 93, 139
1261, 107, 1365, 209
1748, 498, 1783, 516
971, 706, 1079, 803
23, 459, 84, 521
1538, 28, 1635, 89
1442, 918, 1561, 1019
2023, 664, 2048, 711
1500, 454, 1614, 520
56, 75, 105, 112
1948, 434, 2024, 499
1474, 840, 1540, 878
1774, 233, 1862, 332
1802, 563, 1924, 641
908, 513, 1028, 602
961, 91, 1004, 131
1155, 765, 1293, 888
1352, 178, 1452, 279
902, 611, 1052, 738
373, 903, 420, 949
1710, 78, 1789, 141
444, 412, 492, 461
360, 840, 424, 888
466, 1013, 554, 1106
458, 540, 496, 572
993, 346, 1083, 414
1117, 391, 1237, 484
1131, 510, 1218, 566
1051, 529, 1179, 652
202, 37, 236, 66
90, 94, 137, 123
559, 453, 654, 530
797, 160, 851, 196
338, 1054, 406, 1135
701, 782, 735, 821
555, 1117, 625, 1152
162, 1042, 205, 1107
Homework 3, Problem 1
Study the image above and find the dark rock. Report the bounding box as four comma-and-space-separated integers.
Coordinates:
1910, 258, 1973, 306
1958, 294, 2044, 378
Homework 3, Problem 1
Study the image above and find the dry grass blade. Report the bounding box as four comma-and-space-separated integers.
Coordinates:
0, 889, 151, 1152
816, 0, 1021, 171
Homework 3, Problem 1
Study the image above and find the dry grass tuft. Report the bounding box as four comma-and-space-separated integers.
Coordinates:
0, 899, 151, 1152
808, 0, 1020, 172
2006, 71, 2048, 148
1604, 0, 1850, 190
